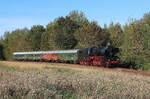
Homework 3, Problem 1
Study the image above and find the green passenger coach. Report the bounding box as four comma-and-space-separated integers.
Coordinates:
13, 49, 79, 63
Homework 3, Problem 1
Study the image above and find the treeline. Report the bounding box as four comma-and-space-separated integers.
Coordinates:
0, 11, 150, 70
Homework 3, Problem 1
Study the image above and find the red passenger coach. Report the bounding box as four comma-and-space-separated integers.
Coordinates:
42, 54, 59, 60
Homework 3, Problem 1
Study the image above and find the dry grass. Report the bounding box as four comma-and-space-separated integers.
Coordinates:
0, 61, 150, 99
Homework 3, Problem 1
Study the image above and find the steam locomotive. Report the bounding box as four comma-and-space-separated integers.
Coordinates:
13, 44, 119, 67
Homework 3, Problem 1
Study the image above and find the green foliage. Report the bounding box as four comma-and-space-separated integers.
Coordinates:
53, 16, 79, 49
68, 10, 89, 27
0, 40, 4, 60
40, 23, 56, 50
3, 29, 31, 59
28, 25, 45, 51
139, 62, 150, 70
107, 23, 124, 47
120, 20, 150, 69
75, 21, 109, 48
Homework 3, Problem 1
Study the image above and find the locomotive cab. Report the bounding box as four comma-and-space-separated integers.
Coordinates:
78, 47, 106, 66
78, 45, 120, 67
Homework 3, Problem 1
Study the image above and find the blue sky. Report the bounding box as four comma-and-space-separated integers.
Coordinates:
0, 0, 150, 36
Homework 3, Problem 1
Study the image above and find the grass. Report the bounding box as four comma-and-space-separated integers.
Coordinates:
0, 61, 150, 99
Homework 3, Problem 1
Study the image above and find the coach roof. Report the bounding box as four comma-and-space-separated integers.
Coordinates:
13, 49, 79, 55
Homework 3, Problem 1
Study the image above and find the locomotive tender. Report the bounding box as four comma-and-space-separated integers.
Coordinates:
13, 44, 119, 67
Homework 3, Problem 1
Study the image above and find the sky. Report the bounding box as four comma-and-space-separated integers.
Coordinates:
0, 0, 150, 36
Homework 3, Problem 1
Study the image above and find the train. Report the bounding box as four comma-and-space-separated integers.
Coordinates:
13, 44, 120, 67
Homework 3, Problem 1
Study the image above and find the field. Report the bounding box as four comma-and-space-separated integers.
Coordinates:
0, 61, 150, 99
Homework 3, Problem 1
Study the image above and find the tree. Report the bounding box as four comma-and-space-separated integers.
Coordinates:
40, 23, 56, 50
68, 10, 88, 27
75, 21, 109, 48
121, 21, 148, 69
107, 23, 124, 47
28, 25, 45, 51
52, 16, 79, 49
0, 40, 4, 60
142, 13, 150, 50
140, 13, 150, 69
3, 29, 31, 59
